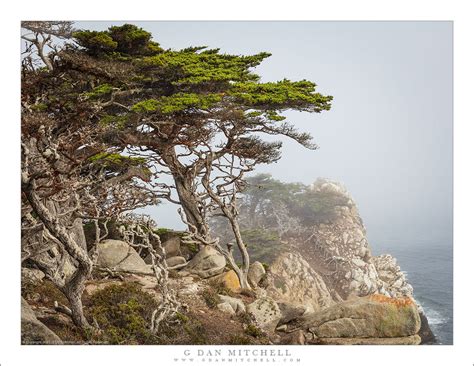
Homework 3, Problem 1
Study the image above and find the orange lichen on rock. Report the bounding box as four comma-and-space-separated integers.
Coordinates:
214, 270, 241, 293
368, 294, 414, 308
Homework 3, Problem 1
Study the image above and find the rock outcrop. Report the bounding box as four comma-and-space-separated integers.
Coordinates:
418, 311, 437, 344
213, 270, 241, 292
277, 302, 307, 326
297, 181, 376, 299
21, 298, 62, 345
248, 261, 266, 288
300, 295, 421, 344
218, 295, 246, 314
266, 252, 334, 314
96, 239, 153, 274
144, 233, 183, 263
21, 268, 45, 284
161, 235, 182, 258
246, 297, 282, 332
19, 178, 435, 346
217, 302, 236, 315
185, 246, 226, 278
298, 180, 415, 301
372, 254, 414, 297
165, 256, 187, 268
283, 179, 435, 343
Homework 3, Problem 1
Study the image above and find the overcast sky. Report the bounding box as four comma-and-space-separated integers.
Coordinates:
77, 21, 453, 248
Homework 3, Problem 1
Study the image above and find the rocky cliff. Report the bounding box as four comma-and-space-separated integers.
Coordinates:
294, 180, 413, 300
274, 179, 435, 344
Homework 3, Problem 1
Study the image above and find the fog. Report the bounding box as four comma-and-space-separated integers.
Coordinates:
77, 21, 453, 248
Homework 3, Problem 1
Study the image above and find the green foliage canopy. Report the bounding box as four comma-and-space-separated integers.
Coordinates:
60, 24, 333, 162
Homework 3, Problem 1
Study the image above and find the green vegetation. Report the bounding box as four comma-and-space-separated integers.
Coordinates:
183, 318, 208, 344
244, 324, 265, 338
88, 152, 151, 178
155, 312, 209, 345
174, 311, 190, 324
211, 173, 351, 267
130, 99, 161, 113
242, 173, 351, 227
231, 79, 332, 112
140, 49, 271, 84
185, 241, 199, 255
30, 103, 48, 112
84, 84, 114, 99
241, 228, 283, 264
131, 93, 222, 114
153, 227, 171, 236
236, 311, 254, 325
74, 24, 162, 56
74, 30, 118, 54
89, 152, 145, 165
86, 283, 159, 344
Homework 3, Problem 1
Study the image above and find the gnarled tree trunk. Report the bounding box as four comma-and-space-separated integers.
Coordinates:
22, 178, 92, 329
161, 149, 210, 240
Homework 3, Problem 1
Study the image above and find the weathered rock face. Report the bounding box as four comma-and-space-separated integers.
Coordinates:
21, 298, 62, 345
213, 270, 241, 292
278, 329, 306, 345
165, 256, 187, 268
246, 297, 282, 332
162, 236, 182, 258
143, 232, 184, 264
301, 295, 421, 340
277, 302, 307, 326
248, 261, 266, 288
297, 180, 416, 303
217, 302, 236, 315
418, 311, 437, 344
218, 295, 246, 314
22, 268, 45, 284
96, 239, 152, 274
185, 246, 226, 278
371, 254, 414, 297
266, 252, 334, 314
296, 181, 375, 299
257, 179, 435, 344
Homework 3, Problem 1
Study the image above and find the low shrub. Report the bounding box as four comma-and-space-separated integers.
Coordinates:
86, 282, 159, 344
244, 324, 264, 338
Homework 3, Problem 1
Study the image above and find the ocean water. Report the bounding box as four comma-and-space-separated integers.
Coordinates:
371, 239, 453, 345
